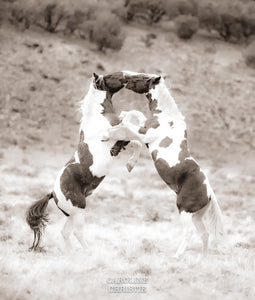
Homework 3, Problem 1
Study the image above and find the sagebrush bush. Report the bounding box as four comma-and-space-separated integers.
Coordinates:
163, 0, 198, 20
174, 15, 199, 39
198, 0, 255, 42
4, 0, 126, 51
91, 12, 125, 51
244, 42, 255, 68
198, 2, 220, 32
126, 0, 165, 25
4, 0, 255, 44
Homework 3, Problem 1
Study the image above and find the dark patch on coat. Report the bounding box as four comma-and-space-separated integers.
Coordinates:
125, 75, 161, 94
178, 139, 190, 161
93, 72, 161, 94
101, 91, 122, 126
60, 142, 105, 209
184, 129, 187, 139
93, 72, 125, 93
159, 137, 173, 148
80, 130, 84, 142
154, 158, 209, 213
169, 121, 174, 127
138, 116, 160, 134
146, 93, 162, 114
151, 150, 158, 161
103, 72, 126, 93
110, 140, 130, 156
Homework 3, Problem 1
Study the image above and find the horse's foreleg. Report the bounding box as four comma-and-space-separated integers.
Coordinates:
102, 124, 143, 143
126, 140, 143, 172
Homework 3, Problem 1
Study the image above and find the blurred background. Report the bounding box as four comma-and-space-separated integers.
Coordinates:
0, 1, 255, 299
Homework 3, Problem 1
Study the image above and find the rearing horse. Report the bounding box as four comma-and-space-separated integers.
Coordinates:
104, 72, 223, 257
26, 73, 145, 251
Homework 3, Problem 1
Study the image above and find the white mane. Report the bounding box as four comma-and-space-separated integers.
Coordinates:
151, 78, 185, 122
80, 80, 106, 127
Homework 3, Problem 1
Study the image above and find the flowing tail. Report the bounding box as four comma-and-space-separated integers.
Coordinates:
203, 192, 224, 240
26, 192, 53, 251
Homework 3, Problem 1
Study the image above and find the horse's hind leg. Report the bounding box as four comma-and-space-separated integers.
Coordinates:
72, 211, 88, 250
61, 216, 74, 252
173, 211, 193, 258
192, 212, 209, 256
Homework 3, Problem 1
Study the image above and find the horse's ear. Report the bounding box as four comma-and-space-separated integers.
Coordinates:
153, 76, 161, 85
147, 76, 161, 85
93, 73, 99, 81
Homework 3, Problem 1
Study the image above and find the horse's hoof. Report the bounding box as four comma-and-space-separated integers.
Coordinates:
126, 163, 134, 172
33, 246, 46, 253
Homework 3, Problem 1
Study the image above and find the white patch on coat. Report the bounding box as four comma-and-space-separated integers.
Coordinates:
80, 82, 109, 138
149, 78, 185, 121
79, 84, 143, 177
148, 119, 187, 167
53, 166, 68, 205
74, 151, 80, 163
201, 169, 213, 198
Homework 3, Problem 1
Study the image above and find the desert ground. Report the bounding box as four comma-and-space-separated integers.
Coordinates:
0, 19, 255, 300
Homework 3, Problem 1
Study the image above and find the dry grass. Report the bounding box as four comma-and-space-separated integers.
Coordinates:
0, 22, 255, 299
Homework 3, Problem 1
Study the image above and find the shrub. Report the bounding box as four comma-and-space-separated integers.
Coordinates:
91, 12, 125, 51
198, 2, 220, 32
163, 0, 198, 20
213, 1, 255, 42
241, 2, 255, 38
39, 4, 66, 33
178, 0, 198, 16
174, 15, 199, 39
126, 0, 165, 25
244, 42, 255, 69
8, 5, 31, 30
64, 4, 97, 38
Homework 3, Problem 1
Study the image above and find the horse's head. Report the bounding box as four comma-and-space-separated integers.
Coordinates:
123, 71, 161, 94
93, 72, 125, 94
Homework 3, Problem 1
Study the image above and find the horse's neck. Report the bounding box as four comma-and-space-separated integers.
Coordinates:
150, 80, 184, 123
81, 85, 103, 118
80, 84, 115, 139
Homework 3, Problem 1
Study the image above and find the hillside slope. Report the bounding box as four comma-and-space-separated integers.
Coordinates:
1, 24, 254, 166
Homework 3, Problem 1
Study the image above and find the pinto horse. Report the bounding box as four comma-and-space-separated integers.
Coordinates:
103, 71, 223, 257
26, 73, 146, 251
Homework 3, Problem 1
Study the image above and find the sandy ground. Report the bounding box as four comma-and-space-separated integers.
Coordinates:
0, 23, 255, 300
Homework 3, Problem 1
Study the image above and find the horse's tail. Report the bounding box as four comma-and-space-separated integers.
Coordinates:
26, 192, 53, 251
203, 191, 224, 240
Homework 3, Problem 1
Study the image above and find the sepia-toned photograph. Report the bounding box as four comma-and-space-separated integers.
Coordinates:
0, 0, 255, 299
